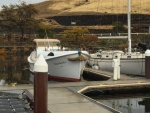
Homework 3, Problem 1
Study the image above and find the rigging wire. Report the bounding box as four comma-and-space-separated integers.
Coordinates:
116, 0, 119, 33
99, 0, 103, 26
120, 0, 125, 32
96, 0, 101, 27
111, 0, 114, 34
138, 0, 142, 33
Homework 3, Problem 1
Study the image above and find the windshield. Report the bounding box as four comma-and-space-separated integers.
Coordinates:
37, 41, 60, 47
37, 42, 44, 46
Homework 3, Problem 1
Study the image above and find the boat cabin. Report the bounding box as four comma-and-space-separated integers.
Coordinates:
33, 39, 61, 55
33, 39, 60, 47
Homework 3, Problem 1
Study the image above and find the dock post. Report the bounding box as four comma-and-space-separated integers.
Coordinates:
117, 54, 121, 79
33, 54, 48, 113
112, 59, 118, 80
145, 50, 150, 79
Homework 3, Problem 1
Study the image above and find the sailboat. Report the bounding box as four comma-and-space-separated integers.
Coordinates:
88, 0, 146, 76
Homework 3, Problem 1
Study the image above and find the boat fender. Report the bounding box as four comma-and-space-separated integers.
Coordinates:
48, 52, 54, 56
30, 51, 37, 61
92, 64, 99, 70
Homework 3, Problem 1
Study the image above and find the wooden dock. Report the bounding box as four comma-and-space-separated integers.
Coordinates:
0, 68, 149, 113
0, 79, 150, 113
0, 82, 121, 113
83, 67, 144, 80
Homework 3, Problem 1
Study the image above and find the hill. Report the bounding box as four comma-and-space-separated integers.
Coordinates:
34, 0, 150, 18
33, 0, 150, 34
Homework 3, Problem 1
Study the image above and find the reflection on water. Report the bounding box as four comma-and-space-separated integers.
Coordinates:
0, 54, 30, 84
97, 95, 150, 113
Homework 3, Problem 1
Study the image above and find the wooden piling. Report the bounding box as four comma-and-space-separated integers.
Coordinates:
33, 54, 48, 113
145, 50, 150, 79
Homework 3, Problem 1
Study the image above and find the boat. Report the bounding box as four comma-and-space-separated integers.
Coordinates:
28, 39, 90, 82
88, 50, 145, 76
88, 0, 146, 76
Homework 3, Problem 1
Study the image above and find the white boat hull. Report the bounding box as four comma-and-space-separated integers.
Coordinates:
28, 51, 90, 82
88, 58, 145, 76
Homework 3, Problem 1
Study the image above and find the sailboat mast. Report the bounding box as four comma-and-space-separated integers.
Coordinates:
127, 0, 131, 55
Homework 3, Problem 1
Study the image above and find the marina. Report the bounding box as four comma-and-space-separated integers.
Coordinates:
0, 45, 150, 113
0, 0, 150, 113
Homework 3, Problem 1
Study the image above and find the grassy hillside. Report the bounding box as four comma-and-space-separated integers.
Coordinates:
34, 0, 150, 18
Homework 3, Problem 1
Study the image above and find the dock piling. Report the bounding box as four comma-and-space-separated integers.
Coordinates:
145, 50, 150, 79
112, 59, 118, 80
112, 54, 121, 81
117, 54, 121, 79
33, 54, 48, 113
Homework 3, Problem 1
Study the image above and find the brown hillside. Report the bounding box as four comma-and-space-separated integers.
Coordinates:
34, 0, 150, 18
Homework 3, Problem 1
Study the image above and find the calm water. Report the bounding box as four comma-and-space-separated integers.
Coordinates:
97, 94, 150, 113
0, 54, 30, 84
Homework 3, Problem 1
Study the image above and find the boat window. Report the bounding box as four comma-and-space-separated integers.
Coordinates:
37, 42, 44, 46
53, 42, 60, 46
127, 56, 131, 58
97, 54, 101, 57
45, 42, 52, 46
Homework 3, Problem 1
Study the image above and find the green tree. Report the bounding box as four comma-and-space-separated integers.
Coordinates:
0, 2, 38, 44
0, 4, 17, 43
112, 21, 125, 33
38, 23, 55, 38
60, 27, 89, 49
16, 2, 38, 39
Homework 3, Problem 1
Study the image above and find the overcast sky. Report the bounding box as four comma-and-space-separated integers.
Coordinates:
0, 0, 46, 10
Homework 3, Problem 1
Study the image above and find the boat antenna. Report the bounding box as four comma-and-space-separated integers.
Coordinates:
127, 0, 131, 55
45, 29, 50, 47
45, 29, 49, 39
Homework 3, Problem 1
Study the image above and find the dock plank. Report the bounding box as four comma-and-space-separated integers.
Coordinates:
28, 87, 118, 113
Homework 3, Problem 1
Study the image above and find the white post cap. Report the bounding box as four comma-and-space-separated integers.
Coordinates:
145, 49, 150, 56
34, 54, 48, 72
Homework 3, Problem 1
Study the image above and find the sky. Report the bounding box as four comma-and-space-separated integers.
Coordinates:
0, 0, 46, 10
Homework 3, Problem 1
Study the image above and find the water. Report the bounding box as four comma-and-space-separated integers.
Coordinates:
96, 94, 150, 113
0, 53, 30, 84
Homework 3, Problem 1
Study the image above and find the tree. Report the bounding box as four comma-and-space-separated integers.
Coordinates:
16, 2, 38, 39
81, 35, 98, 49
38, 23, 55, 38
112, 21, 125, 33
0, 4, 17, 43
0, 2, 38, 43
60, 27, 89, 49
